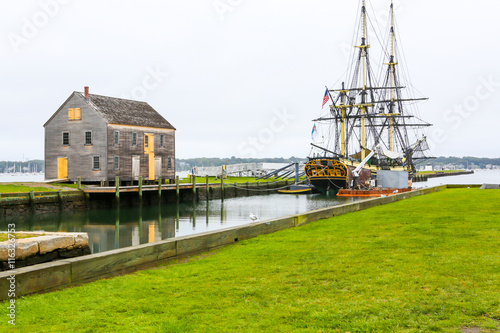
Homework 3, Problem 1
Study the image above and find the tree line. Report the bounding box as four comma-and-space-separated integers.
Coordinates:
419, 156, 500, 169
176, 156, 306, 171
1, 156, 498, 173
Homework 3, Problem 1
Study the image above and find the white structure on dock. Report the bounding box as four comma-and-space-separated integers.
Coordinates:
193, 163, 304, 178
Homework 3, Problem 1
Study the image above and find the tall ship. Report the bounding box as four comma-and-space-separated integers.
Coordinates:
305, 0, 433, 193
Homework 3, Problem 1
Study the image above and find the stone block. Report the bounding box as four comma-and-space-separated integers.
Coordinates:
14, 239, 39, 260
38, 236, 75, 255
71, 233, 89, 248
0, 240, 38, 261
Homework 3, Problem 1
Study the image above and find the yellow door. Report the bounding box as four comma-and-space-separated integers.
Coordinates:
57, 157, 68, 179
148, 153, 155, 181
144, 134, 155, 180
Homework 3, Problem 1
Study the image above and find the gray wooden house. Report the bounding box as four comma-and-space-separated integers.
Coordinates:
44, 87, 176, 184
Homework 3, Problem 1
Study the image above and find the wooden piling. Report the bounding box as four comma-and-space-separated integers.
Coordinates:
77, 177, 81, 190
192, 174, 196, 194
138, 176, 143, 201
115, 176, 120, 204
176, 175, 180, 199
29, 191, 35, 208
221, 173, 224, 199
206, 175, 209, 198
158, 176, 162, 199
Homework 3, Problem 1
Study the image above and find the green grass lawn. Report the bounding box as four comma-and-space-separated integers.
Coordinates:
417, 170, 466, 175
0, 184, 58, 193
3, 188, 500, 332
0, 183, 79, 194
0, 233, 45, 242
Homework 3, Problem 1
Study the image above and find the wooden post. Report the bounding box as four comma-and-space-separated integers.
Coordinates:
192, 174, 196, 194
29, 191, 35, 208
114, 208, 120, 249
77, 177, 81, 190
158, 176, 162, 199
206, 175, 209, 199
115, 176, 120, 205
176, 175, 180, 199
84, 192, 90, 207
57, 190, 63, 205
138, 176, 143, 201
220, 172, 224, 200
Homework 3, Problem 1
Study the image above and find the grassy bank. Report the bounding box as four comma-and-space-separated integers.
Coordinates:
3, 188, 500, 332
416, 170, 467, 175
0, 184, 59, 193
0, 183, 78, 194
0, 233, 45, 242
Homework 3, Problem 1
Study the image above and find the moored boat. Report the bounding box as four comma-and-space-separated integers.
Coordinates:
306, 0, 433, 194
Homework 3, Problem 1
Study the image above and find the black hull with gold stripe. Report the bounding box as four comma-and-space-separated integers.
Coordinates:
305, 158, 372, 194
305, 159, 349, 194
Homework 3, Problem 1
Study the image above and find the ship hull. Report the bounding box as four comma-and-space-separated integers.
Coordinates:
305, 158, 372, 194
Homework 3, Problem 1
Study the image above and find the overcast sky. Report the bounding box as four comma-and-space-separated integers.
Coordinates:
1, 0, 499, 161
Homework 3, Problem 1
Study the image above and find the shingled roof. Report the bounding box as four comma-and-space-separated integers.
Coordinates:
78, 92, 175, 130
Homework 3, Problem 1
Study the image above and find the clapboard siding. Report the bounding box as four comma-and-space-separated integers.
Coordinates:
44, 89, 175, 183
106, 125, 175, 181
45, 94, 108, 181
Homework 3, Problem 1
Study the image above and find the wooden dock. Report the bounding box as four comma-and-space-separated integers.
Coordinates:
82, 183, 216, 194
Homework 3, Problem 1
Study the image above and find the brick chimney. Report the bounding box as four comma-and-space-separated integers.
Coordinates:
84, 86, 89, 100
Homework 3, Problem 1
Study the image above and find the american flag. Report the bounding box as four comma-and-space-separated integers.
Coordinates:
322, 89, 329, 108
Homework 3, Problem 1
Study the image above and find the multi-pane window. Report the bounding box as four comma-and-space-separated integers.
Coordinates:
85, 131, 92, 145
68, 108, 81, 121
144, 134, 149, 148
160, 134, 164, 147
167, 157, 172, 169
114, 156, 119, 170
93, 156, 100, 170
132, 132, 137, 146
62, 132, 70, 146
114, 131, 119, 145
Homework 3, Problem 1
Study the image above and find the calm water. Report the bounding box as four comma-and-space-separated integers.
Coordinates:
414, 169, 500, 187
2, 170, 498, 254
2, 193, 359, 254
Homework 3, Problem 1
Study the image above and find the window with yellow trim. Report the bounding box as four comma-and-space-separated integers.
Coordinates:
68, 108, 81, 121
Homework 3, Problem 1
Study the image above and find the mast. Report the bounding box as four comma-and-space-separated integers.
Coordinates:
358, 0, 369, 159
312, 0, 432, 167
340, 82, 347, 157
388, 1, 396, 151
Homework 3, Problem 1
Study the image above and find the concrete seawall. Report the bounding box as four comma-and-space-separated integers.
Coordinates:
0, 185, 446, 300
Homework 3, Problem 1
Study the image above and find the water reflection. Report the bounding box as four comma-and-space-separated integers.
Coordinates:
2, 194, 359, 254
